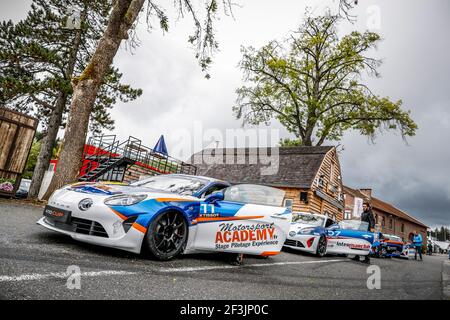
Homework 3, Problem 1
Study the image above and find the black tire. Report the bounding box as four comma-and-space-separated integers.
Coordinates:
144, 211, 187, 261
316, 235, 327, 257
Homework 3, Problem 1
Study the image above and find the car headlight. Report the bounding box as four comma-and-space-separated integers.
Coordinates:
299, 227, 316, 235
104, 194, 147, 206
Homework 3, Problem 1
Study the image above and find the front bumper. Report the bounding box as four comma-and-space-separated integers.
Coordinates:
37, 190, 147, 253
37, 217, 145, 254
284, 235, 318, 253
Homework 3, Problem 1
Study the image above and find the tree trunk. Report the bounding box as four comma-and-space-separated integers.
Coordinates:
28, 92, 67, 198
42, 0, 144, 200
28, 5, 87, 199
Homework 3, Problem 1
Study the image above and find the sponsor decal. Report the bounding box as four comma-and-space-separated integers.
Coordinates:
214, 222, 279, 250
336, 241, 371, 250
45, 209, 65, 217
199, 213, 220, 218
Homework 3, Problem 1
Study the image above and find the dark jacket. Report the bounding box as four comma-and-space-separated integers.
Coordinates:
361, 208, 375, 230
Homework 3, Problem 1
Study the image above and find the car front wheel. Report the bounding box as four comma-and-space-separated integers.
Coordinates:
316, 235, 327, 257
144, 211, 187, 261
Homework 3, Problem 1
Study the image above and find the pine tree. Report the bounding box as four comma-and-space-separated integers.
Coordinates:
0, 0, 142, 198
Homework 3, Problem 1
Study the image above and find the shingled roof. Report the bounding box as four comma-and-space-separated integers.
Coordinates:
189, 146, 334, 189
371, 197, 428, 228
343, 186, 370, 202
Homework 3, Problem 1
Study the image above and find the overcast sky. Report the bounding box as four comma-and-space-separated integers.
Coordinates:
1, 0, 449, 228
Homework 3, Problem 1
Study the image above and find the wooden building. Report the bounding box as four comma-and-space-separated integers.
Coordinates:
0, 107, 38, 196
344, 186, 428, 245
191, 146, 345, 221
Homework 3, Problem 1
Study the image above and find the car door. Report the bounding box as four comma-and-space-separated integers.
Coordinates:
326, 225, 374, 255
192, 184, 291, 255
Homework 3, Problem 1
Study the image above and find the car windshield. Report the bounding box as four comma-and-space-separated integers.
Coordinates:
19, 180, 31, 191
130, 175, 208, 196
338, 220, 369, 231
292, 213, 325, 226
223, 184, 285, 206
385, 234, 402, 241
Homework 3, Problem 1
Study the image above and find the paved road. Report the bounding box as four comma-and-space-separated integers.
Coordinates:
0, 201, 445, 300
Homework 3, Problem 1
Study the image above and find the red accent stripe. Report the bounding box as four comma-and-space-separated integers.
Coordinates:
132, 223, 147, 234
109, 208, 127, 220
261, 251, 280, 256
196, 215, 264, 223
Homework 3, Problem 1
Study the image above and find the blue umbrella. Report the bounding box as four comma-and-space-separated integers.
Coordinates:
153, 135, 168, 157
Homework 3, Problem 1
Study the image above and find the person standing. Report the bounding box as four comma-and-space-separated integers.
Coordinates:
413, 230, 423, 261
351, 202, 375, 264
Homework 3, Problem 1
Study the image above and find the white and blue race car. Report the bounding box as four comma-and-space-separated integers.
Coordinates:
38, 174, 292, 260
284, 213, 378, 257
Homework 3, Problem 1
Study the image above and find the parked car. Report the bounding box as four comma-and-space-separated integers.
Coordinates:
285, 217, 377, 257
37, 174, 292, 260
283, 212, 335, 257
15, 178, 31, 199
371, 233, 404, 258
325, 220, 378, 257
398, 241, 416, 259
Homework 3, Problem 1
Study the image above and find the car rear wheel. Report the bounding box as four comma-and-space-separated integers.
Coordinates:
316, 236, 327, 257
144, 211, 187, 261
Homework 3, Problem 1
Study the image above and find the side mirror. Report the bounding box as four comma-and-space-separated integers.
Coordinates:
204, 191, 224, 204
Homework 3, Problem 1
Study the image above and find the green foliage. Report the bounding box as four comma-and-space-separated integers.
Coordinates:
23, 138, 41, 179
0, 0, 142, 134
432, 227, 450, 242
22, 133, 60, 178
279, 138, 303, 147
234, 13, 417, 146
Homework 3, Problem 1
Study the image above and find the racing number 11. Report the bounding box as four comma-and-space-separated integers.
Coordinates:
200, 204, 215, 214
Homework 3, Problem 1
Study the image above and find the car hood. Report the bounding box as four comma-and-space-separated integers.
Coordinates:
289, 222, 319, 232
63, 182, 197, 200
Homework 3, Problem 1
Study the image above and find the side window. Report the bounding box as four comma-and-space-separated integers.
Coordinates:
325, 218, 335, 228
223, 184, 285, 206
201, 185, 227, 198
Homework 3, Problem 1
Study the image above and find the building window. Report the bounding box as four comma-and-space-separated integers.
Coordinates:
401, 223, 405, 232
317, 175, 325, 188
375, 214, 379, 224
284, 199, 293, 210
344, 210, 351, 220
389, 218, 393, 229
382, 216, 385, 227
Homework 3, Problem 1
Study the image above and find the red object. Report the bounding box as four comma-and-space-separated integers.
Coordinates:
307, 237, 315, 248
50, 144, 174, 178
50, 144, 117, 176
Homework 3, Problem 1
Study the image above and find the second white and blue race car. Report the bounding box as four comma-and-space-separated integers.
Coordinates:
38, 174, 292, 260
284, 213, 378, 257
